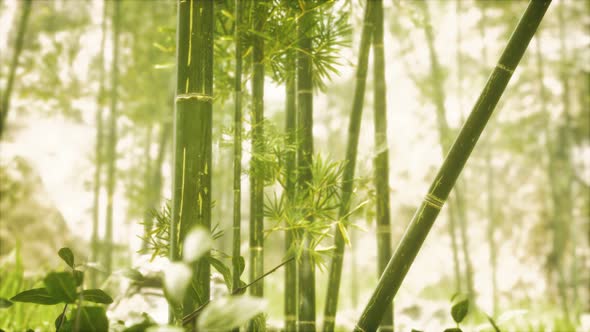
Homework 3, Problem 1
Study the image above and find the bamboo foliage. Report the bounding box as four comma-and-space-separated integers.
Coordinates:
0, 0, 31, 138
104, 0, 121, 277
323, 2, 374, 331
371, 0, 394, 330
170, 0, 214, 317
90, 0, 108, 289
354, 1, 551, 330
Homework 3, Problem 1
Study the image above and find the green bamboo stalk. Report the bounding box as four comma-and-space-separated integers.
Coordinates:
171, 0, 214, 318
322, 2, 374, 331
104, 0, 121, 277
0, 0, 31, 138
232, 1, 244, 330
372, 0, 393, 330
90, 0, 108, 289
297, 1, 316, 330
284, 51, 297, 332
354, 1, 551, 330
249, 0, 266, 300
418, 0, 475, 302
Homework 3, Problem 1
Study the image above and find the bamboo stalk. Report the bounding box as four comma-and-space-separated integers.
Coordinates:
232, 0, 243, 331
284, 51, 297, 332
354, 1, 551, 330
297, 1, 316, 330
0, 0, 31, 138
171, 0, 214, 318
104, 0, 121, 277
371, 0, 394, 330
418, 0, 475, 302
90, 0, 108, 289
322, 2, 374, 330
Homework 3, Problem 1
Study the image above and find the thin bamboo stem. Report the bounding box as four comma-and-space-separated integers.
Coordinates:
322, 2, 374, 330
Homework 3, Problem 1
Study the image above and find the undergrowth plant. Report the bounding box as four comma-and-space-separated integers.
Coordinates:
1, 248, 113, 331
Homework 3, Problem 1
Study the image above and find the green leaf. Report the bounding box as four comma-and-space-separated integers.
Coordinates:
79, 289, 113, 304
0, 298, 13, 309
234, 255, 245, 278
44, 272, 77, 303
208, 256, 232, 291
73, 270, 84, 286
197, 296, 267, 330
58, 248, 75, 269
337, 222, 351, 247
55, 313, 67, 331
10, 288, 61, 305
77, 305, 109, 331
443, 329, 463, 332
451, 297, 469, 324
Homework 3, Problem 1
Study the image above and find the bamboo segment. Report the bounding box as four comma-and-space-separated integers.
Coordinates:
323, 2, 374, 331
171, 0, 214, 318
354, 1, 551, 330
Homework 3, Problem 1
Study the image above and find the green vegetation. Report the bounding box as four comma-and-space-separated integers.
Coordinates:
2, 0, 589, 331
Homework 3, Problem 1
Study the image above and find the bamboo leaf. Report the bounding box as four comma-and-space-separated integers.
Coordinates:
0, 298, 13, 309
10, 288, 61, 305
44, 272, 77, 303
207, 256, 232, 291
58, 248, 75, 269
79, 289, 114, 304
337, 222, 351, 247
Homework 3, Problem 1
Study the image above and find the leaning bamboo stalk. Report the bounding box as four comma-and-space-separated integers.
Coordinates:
354, 1, 551, 330
322, 2, 374, 331
371, 0, 394, 330
418, 0, 475, 301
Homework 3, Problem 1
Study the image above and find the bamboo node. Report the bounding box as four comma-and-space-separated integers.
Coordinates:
176, 92, 214, 103
323, 315, 336, 322
496, 63, 514, 74
424, 193, 444, 210
297, 89, 313, 95
249, 246, 263, 251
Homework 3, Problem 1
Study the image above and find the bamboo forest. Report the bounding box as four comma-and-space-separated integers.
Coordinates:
1, 0, 589, 331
